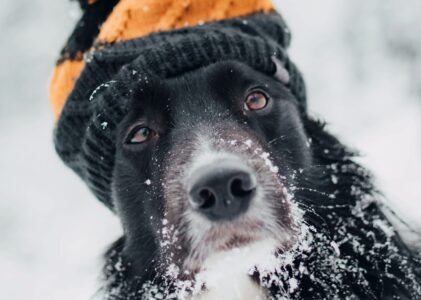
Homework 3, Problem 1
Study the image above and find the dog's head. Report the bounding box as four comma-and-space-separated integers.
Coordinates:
107, 60, 421, 299
112, 60, 308, 271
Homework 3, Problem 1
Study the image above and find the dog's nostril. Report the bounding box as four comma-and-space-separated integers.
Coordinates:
230, 178, 255, 198
198, 188, 216, 209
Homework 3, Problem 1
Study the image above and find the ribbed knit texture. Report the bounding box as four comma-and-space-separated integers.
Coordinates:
54, 10, 306, 210
49, 0, 274, 118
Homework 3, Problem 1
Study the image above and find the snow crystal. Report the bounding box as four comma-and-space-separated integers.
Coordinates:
165, 263, 180, 279
330, 241, 341, 256
259, 152, 279, 173
288, 278, 298, 293
114, 257, 125, 272
89, 81, 116, 102
243, 139, 252, 147
373, 219, 395, 238
145, 179, 151, 185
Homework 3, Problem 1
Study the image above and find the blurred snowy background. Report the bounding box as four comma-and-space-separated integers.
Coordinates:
0, 0, 420, 299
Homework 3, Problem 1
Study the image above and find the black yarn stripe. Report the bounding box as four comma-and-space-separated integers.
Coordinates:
58, 0, 119, 63
85, 163, 113, 186
83, 138, 114, 170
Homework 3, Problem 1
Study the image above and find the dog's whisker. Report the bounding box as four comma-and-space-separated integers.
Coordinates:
268, 135, 286, 145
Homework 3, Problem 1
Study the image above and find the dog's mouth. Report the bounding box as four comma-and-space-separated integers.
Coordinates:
161, 218, 298, 300
215, 228, 262, 251
181, 210, 297, 273
153, 182, 302, 300
204, 218, 265, 249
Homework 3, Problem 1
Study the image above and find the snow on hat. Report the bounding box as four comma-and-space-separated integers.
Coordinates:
50, 0, 306, 210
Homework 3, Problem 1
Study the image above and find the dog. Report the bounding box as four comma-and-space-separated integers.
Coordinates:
96, 60, 421, 299
48, 1, 421, 299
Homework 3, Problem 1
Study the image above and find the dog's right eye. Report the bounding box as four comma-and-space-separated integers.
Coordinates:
125, 126, 156, 144
244, 91, 268, 111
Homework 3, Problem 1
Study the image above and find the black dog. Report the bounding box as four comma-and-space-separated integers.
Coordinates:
99, 60, 421, 299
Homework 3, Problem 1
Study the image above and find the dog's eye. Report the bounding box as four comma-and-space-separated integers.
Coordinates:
244, 91, 268, 111
125, 126, 156, 144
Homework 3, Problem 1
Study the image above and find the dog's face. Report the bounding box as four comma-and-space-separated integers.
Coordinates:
113, 61, 310, 273
108, 61, 421, 299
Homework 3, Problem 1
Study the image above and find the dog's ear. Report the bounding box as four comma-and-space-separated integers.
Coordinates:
271, 56, 290, 85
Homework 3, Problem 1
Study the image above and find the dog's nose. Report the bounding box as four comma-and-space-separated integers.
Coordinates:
188, 160, 257, 221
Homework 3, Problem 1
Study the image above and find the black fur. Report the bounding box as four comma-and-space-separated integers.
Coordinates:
99, 61, 421, 299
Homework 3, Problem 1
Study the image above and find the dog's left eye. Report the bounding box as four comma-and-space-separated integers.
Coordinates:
125, 126, 156, 144
244, 91, 268, 111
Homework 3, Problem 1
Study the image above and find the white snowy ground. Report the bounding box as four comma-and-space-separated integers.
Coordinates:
0, 1, 420, 299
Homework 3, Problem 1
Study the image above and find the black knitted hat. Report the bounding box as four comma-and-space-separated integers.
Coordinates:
51, 0, 306, 210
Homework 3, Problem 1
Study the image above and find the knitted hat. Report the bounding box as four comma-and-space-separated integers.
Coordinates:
50, 0, 306, 210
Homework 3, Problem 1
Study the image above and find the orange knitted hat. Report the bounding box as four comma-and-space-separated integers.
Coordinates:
49, 0, 274, 119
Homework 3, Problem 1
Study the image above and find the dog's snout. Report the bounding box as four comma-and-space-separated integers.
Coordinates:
188, 160, 257, 221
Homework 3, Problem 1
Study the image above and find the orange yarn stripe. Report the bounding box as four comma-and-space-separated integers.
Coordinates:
49, 60, 85, 119
49, 0, 274, 119
98, 0, 273, 43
